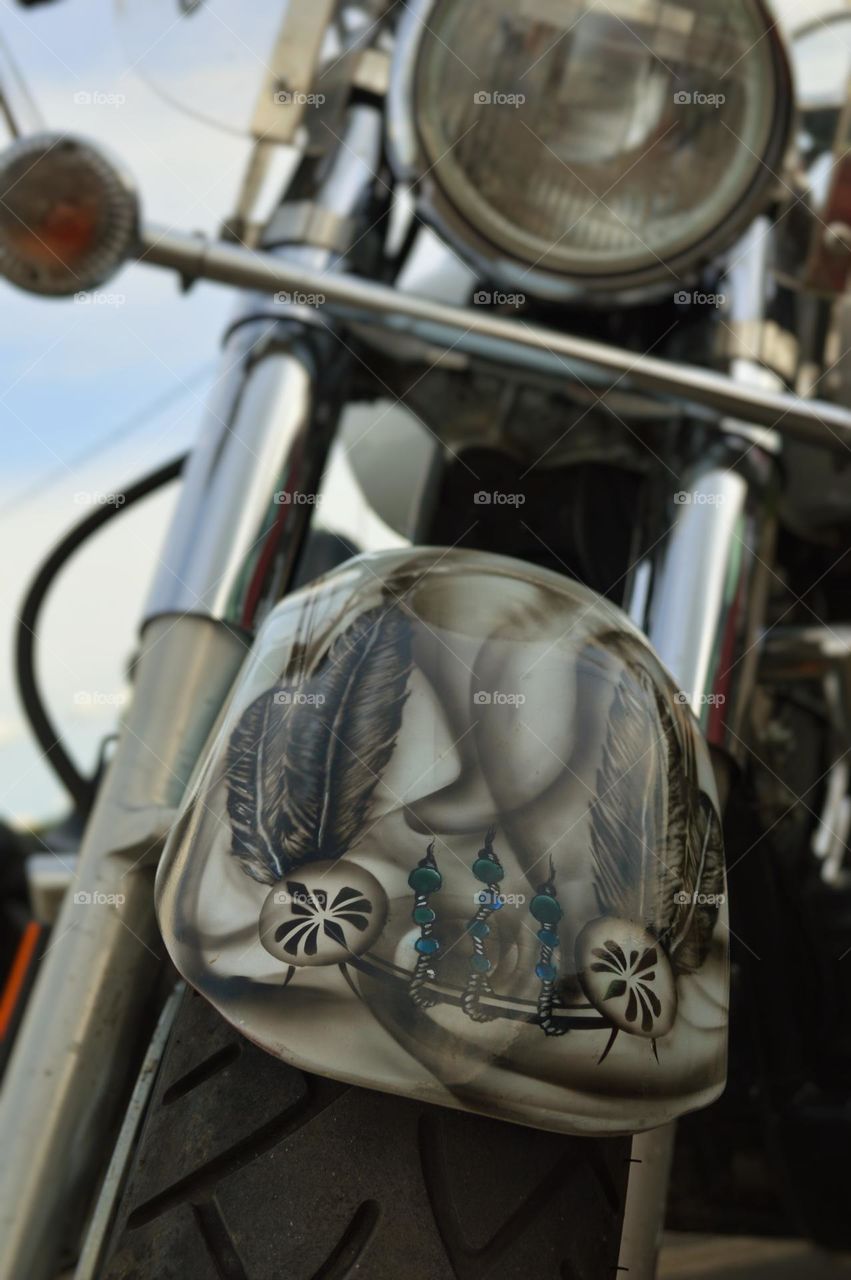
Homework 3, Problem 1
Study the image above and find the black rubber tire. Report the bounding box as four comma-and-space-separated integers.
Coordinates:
101, 987, 630, 1280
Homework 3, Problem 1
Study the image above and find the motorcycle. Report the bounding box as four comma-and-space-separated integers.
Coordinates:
2, 1, 851, 1276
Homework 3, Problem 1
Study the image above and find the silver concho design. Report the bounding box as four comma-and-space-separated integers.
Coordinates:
576, 918, 676, 1045
259, 862, 387, 966
157, 549, 729, 1138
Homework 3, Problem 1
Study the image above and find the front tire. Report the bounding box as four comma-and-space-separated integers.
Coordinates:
102, 988, 630, 1280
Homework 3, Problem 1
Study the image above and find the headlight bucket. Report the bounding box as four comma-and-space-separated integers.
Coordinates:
388, 0, 794, 302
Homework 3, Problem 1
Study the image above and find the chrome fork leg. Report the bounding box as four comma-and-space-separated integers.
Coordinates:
0, 330, 333, 1280
639, 439, 778, 753
618, 433, 779, 1277
0, 98, 381, 1278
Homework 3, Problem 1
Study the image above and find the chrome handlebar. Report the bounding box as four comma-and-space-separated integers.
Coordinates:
1, 128, 849, 453
136, 222, 851, 454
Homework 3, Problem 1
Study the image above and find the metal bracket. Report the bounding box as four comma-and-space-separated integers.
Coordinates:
263, 200, 356, 254
249, 0, 338, 146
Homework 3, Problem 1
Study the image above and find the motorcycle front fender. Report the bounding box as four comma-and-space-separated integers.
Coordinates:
157, 547, 729, 1137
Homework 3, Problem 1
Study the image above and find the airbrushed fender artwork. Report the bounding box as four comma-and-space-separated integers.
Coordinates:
156, 548, 728, 1136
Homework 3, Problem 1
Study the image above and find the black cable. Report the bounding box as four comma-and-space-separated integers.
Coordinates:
15, 454, 187, 816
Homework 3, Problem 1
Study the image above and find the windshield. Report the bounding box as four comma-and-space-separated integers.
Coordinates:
772, 0, 851, 107
114, 0, 289, 136
117, 0, 851, 138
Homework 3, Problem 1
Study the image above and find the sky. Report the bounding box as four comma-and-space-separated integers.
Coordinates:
0, 0, 849, 825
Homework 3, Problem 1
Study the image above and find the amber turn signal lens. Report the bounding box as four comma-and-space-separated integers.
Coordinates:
0, 133, 138, 296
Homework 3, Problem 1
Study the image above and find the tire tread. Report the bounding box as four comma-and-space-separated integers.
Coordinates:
102, 990, 628, 1280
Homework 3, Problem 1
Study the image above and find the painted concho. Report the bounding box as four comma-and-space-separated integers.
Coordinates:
157, 548, 729, 1137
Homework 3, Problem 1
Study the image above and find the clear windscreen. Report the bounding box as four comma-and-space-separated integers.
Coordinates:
114, 0, 289, 136
114, 0, 851, 143
769, 1, 851, 108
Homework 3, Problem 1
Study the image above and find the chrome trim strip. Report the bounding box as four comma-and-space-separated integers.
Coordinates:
74, 983, 186, 1280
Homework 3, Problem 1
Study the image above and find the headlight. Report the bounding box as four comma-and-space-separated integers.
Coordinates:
389, 0, 793, 298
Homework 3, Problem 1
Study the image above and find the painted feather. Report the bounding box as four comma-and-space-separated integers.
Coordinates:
588, 652, 673, 933
587, 631, 724, 975
226, 686, 294, 885
226, 604, 413, 883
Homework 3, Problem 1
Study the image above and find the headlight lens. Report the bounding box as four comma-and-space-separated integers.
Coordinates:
408, 0, 790, 291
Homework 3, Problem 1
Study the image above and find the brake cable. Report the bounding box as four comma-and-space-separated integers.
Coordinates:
14, 454, 187, 816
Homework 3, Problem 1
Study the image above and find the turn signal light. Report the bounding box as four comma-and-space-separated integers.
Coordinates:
0, 133, 138, 296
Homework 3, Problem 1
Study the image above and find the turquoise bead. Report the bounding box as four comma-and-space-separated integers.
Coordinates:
413, 905, 436, 925
415, 936, 439, 955
530, 893, 563, 924
471, 954, 492, 973
408, 865, 442, 894
468, 919, 491, 939
536, 961, 558, 982
537, 928, 559, 947
472, 857, 504, 884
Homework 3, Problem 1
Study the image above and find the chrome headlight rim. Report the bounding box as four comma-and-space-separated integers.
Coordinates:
388, 0, 795, 303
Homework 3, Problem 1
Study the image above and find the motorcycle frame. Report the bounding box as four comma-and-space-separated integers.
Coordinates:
0, 81, 817, 1280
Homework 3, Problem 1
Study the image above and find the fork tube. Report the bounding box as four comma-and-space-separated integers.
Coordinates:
142, 323, 332, 630
617, 433, 779, 1278
0, 328, 335, 1280
633, 435, 779, 753
0, 617, 248, 1280
0, 102, 382, 1280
